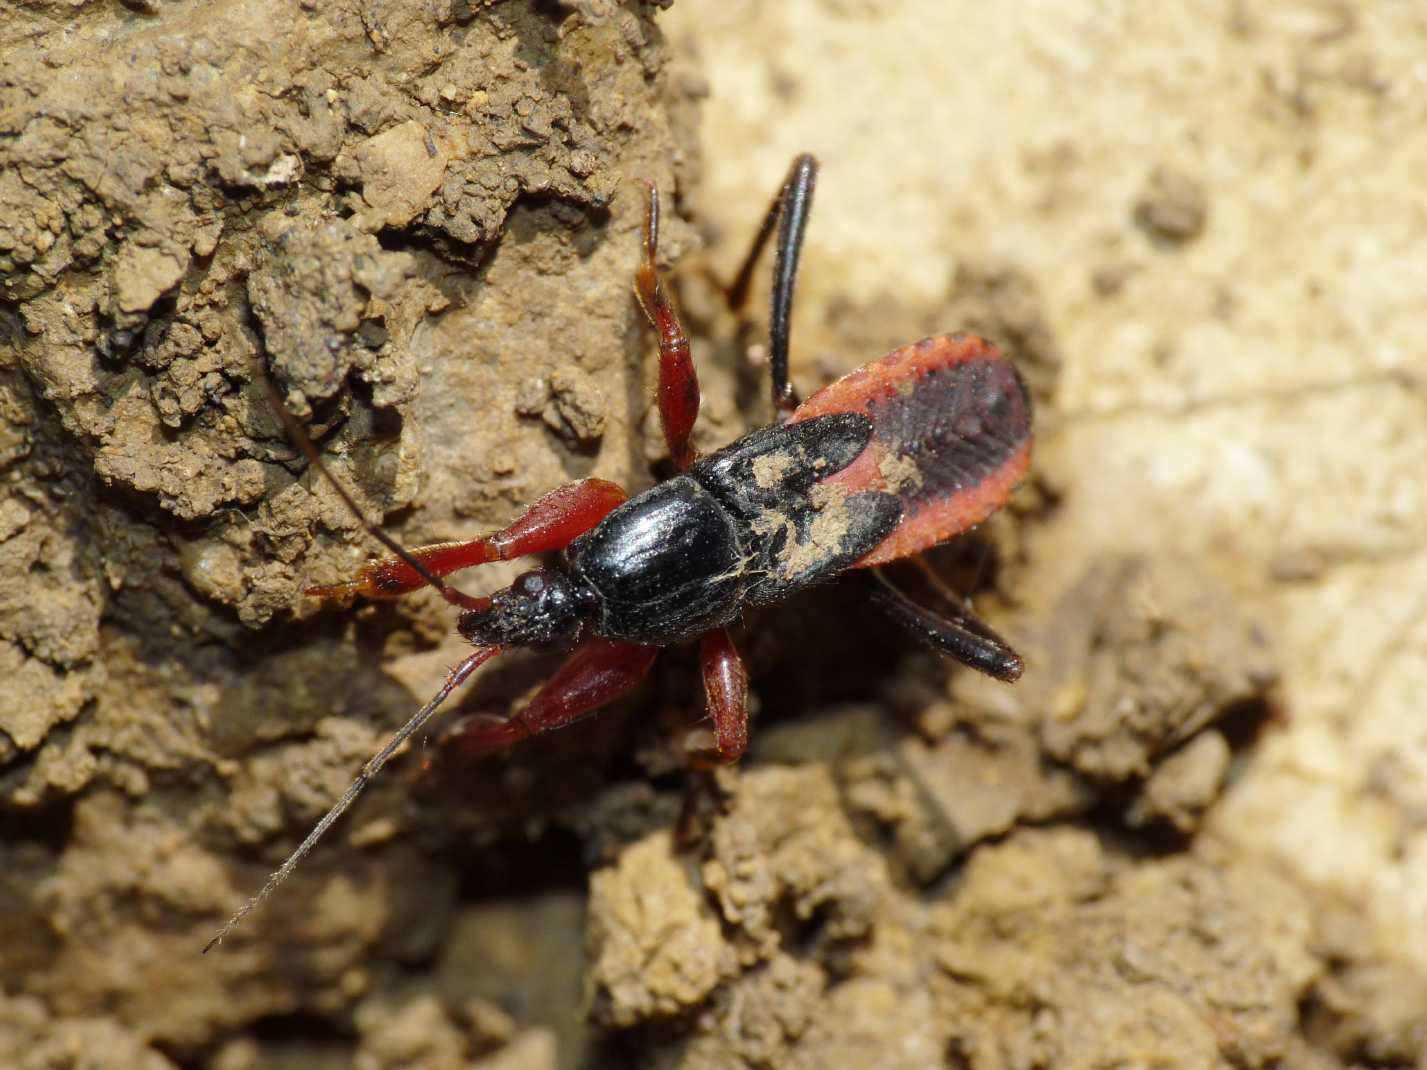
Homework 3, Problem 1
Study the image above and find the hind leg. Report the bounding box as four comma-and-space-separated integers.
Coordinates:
725, 154, 820, 418
697, 627, 750, 764
865, 566, 1024, 682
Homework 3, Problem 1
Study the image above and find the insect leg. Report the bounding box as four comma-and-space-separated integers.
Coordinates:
673, 629, 749, 843
444, 637, 659, 755
260, 369, 500, 610
634, 182, 700, 471
698, 627, 749, 764
725, 154, 820, 418
865, 566, 1024, 682
203, 642, 504, 952
306, 478, 628, 603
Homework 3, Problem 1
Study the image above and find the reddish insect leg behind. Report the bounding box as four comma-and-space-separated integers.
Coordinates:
634, 182, 701, 471
698, 627, 749, 764
632, 188, 755, 765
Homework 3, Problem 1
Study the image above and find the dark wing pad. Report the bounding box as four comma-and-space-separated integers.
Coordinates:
691, 415, 900, 604
691, 412, 873, 512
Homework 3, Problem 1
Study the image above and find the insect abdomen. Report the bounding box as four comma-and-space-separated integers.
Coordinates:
790, 334, 1032, 566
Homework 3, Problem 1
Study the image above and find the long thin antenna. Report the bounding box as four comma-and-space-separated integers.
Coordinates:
205, 364, 499, 951
204, 643, 503, 952
257, 371, 480, 610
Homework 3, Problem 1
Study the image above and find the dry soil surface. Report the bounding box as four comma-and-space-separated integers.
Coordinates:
1, 1, 1425, 1068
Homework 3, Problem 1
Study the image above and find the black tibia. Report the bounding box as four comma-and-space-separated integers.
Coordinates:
864, 567, 1024, 682
566, 477, 744, 645
692, 413, 901, 604
727, 153, 820, 417
768, 156, 817, 415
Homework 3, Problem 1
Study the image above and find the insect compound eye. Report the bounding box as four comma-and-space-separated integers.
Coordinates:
515, 570, 548, 598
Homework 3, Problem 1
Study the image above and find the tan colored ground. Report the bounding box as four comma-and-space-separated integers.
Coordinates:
1, 0, 1424, 1067
665, 2, 1427, 1063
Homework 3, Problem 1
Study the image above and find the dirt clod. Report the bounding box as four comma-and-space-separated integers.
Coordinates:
587, 830, 735, 1028
248, 215, 421, 404
0, 993, 178, 1070
1133, 165, 1210, 245
1024, 556, 1276, 785
930, 829, 1320, 1069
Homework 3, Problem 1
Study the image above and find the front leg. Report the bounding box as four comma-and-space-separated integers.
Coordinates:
307, 477, 628, 606
444, 637, 660, 755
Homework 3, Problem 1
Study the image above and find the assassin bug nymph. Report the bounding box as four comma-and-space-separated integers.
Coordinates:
206, 155, 1032, 950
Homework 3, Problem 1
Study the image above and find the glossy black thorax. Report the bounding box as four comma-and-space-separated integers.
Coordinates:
566, 476, 742, 644
564, 413, 901, 646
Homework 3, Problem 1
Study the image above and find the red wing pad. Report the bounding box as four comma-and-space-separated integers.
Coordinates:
791, 335, 1032, 567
